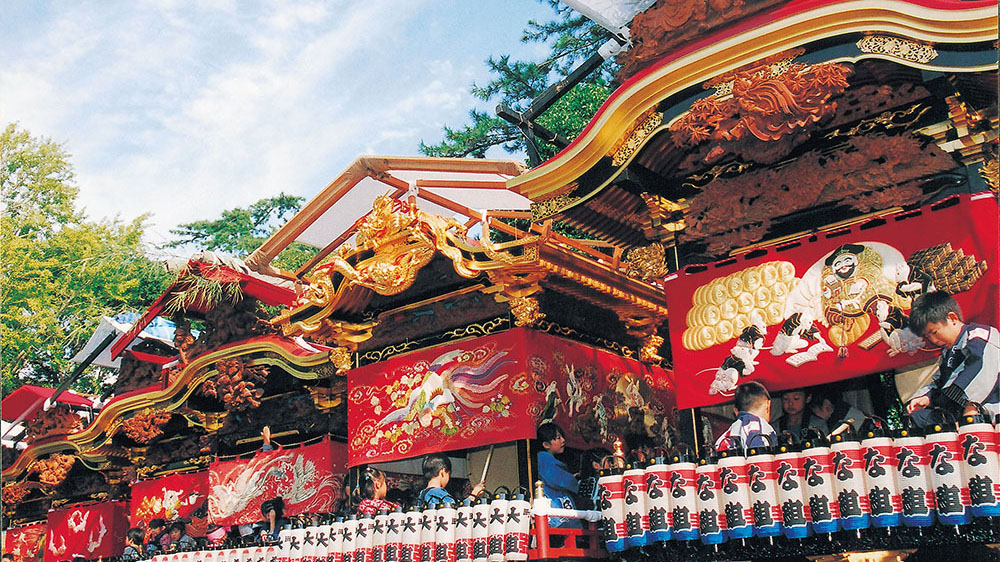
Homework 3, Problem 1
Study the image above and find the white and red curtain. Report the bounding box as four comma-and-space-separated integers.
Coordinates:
664, 192, 1000, 408
44, 501, 128, 562
130, 470, 210, 535
208, 438, 347, 526
348, 327, 676, 464
3, 523, 45, 562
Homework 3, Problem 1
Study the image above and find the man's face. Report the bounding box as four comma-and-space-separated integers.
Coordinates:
921, 313, 963, 349
782, 392, 807, 416
832, 253, 858, 279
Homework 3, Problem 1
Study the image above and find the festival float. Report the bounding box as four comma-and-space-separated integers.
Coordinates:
2, 0, 998, 561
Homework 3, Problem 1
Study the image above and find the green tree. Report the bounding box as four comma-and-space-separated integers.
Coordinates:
1, 124, 172, 395
165, 194, 317, 272
419, 0, 615, 161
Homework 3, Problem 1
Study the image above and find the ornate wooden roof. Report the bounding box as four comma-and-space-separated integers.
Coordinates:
507, 0, 997, 265
267, 193, 671, 372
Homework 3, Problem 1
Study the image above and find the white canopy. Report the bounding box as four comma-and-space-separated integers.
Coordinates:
70, 314, 176, 369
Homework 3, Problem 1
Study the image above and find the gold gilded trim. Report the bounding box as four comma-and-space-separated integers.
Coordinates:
530, 192, 579, 222
274, 194, 536, 345
509, 295, 545, 327
981, 154, 999, 197
626, 243, 669, 282
857, 35, 938, 63
639, 334, 665, 364
824, 104, 930, 140
2, 338, 331, 483
610, 110, 663, 167
535, 320, 638, 359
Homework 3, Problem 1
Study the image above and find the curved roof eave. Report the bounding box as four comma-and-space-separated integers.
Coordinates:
507, 0, 998, 201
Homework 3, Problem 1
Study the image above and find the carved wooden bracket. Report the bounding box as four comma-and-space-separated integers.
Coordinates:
617, 312, 666, 364
485, 271, 547, 327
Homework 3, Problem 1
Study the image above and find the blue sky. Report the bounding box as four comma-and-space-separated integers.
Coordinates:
1, 1, 555, 249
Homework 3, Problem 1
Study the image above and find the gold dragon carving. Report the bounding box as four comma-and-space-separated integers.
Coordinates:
277, 194, 532, 350
323, 195, 477, 295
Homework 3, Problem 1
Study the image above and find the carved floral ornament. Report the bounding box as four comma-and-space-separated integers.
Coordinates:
670, 50, 853, 164
685, 133, 953, 254
318, 195, 483, 297
24, 404, 84, 444
982, 153, 999, 198
3, 482, 31, 504
856, 35, 938, 64
611, 108, 664, 167
625, 243, 669, 282
201, 356, 269, 411
28, 453, 77, 487
122, 409, 172, 444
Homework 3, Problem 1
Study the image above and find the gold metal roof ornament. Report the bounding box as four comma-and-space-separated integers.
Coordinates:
272, 194, 536, 350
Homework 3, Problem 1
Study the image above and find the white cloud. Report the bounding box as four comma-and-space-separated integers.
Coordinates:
2, 0, 556, 250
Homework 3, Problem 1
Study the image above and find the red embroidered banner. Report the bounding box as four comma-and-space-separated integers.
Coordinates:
348, 329, 537, 466
130, 471, 209, 533
348, 328, 677, 465
207, 438, 346, 526
44, 501, 128, 562
3, 523, 45, 562
664, 193, 1000, 408
528, 331, 678, 452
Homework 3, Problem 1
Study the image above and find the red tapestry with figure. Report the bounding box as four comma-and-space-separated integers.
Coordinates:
527, 331, 678, 453
207, 438, 346, 526
44, 501, 128, 562
348, 328, 678, 465
3, 523, 45, 562
349, 329, 539, 465
664, 193, 1000, 408
130, 471, 209, 534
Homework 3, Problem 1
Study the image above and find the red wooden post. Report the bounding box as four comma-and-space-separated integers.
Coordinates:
533, 512, 551, 560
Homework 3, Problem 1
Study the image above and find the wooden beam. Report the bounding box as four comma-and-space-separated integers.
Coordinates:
249, 156, 526, 269
247, 158, 369, 269
416, 188, 480, 220
415, 179, 510, 190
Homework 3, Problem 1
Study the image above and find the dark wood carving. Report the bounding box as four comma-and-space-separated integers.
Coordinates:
683, 134, 955, 254
617, 0, 786, 81
670, 54, 853, 165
